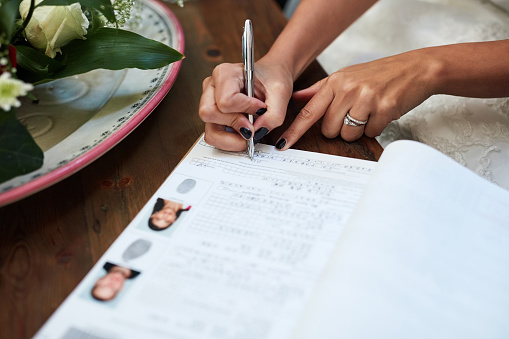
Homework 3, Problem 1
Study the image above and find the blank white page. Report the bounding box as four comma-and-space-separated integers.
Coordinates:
293, 140, 509, 339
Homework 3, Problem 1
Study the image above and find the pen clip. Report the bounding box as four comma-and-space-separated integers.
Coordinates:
242, 29, 246, 67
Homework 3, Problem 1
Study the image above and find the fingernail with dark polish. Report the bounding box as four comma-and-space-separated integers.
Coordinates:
254, 127, 269, 143
275, 138, 286, 150
240, 127, 252, 139
256, 108, 267, 115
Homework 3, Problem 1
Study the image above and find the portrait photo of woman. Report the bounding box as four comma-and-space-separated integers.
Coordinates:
148, 198, 191, 231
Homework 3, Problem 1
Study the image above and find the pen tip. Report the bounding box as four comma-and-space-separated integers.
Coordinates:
248, 139, 255, 160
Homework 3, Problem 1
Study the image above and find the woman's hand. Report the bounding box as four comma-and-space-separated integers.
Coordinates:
275, 49, 438, 149
199, 58, 294, 151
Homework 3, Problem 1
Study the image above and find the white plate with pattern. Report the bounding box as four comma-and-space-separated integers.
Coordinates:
0, 0, 184, 207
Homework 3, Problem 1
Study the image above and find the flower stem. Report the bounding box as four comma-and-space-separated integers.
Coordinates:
11, 0, 36, 42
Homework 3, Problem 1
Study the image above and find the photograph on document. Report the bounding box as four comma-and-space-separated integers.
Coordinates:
80, 262, 141, 307
140, 197, 192, 234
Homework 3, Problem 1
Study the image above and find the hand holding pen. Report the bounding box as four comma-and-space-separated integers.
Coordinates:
198, 22, 294, 153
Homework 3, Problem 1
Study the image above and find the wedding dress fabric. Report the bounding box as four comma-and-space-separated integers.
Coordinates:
317, 0, 509, 189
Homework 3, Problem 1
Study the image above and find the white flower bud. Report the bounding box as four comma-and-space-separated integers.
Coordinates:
19, 0, 89, 58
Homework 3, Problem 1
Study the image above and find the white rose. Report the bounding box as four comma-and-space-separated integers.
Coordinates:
19, 0, 89, 58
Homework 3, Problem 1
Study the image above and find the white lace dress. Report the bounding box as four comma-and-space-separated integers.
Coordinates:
317, 0, 509, 189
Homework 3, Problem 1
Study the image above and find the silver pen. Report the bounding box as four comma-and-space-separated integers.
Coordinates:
243, 19, 255, 160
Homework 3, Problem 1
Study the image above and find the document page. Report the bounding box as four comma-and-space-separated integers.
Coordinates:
36, 135, 377, 339
293, 140, 509, 339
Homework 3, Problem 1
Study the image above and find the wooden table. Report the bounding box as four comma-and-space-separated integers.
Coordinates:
0, 0, 382, 337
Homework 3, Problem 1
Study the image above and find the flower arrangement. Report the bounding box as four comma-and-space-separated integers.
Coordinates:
0, 0, 184, 184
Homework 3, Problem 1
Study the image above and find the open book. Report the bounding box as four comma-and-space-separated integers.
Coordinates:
35, 135, 509, 339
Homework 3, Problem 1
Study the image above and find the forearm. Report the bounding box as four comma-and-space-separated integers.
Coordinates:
262, 0, 377, 81
426, 40, 509, 98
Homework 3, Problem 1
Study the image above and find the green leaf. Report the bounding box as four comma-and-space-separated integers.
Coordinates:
86, 6, 104, 36
37, 0, 116, 23
15, 44, 65, 83
61, 28, 184, 70
0, 0, 22, 39
25, 27, 184, 83
0, 110, 44, 184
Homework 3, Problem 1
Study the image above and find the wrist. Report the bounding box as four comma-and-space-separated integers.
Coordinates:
410, 47, 446, 97
257, 52, 297, 82
416, 42, 509, 98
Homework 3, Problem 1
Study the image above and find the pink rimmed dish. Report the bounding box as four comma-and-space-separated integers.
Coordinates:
0, 0, 184, 207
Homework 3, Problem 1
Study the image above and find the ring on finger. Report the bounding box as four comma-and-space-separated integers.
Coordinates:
343, 112, 368, 127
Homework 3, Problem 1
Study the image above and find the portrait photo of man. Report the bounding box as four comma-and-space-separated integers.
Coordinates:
91, 262, 141, 302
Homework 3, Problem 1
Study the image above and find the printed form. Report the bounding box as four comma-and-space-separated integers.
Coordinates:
36, 136, 377, 339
